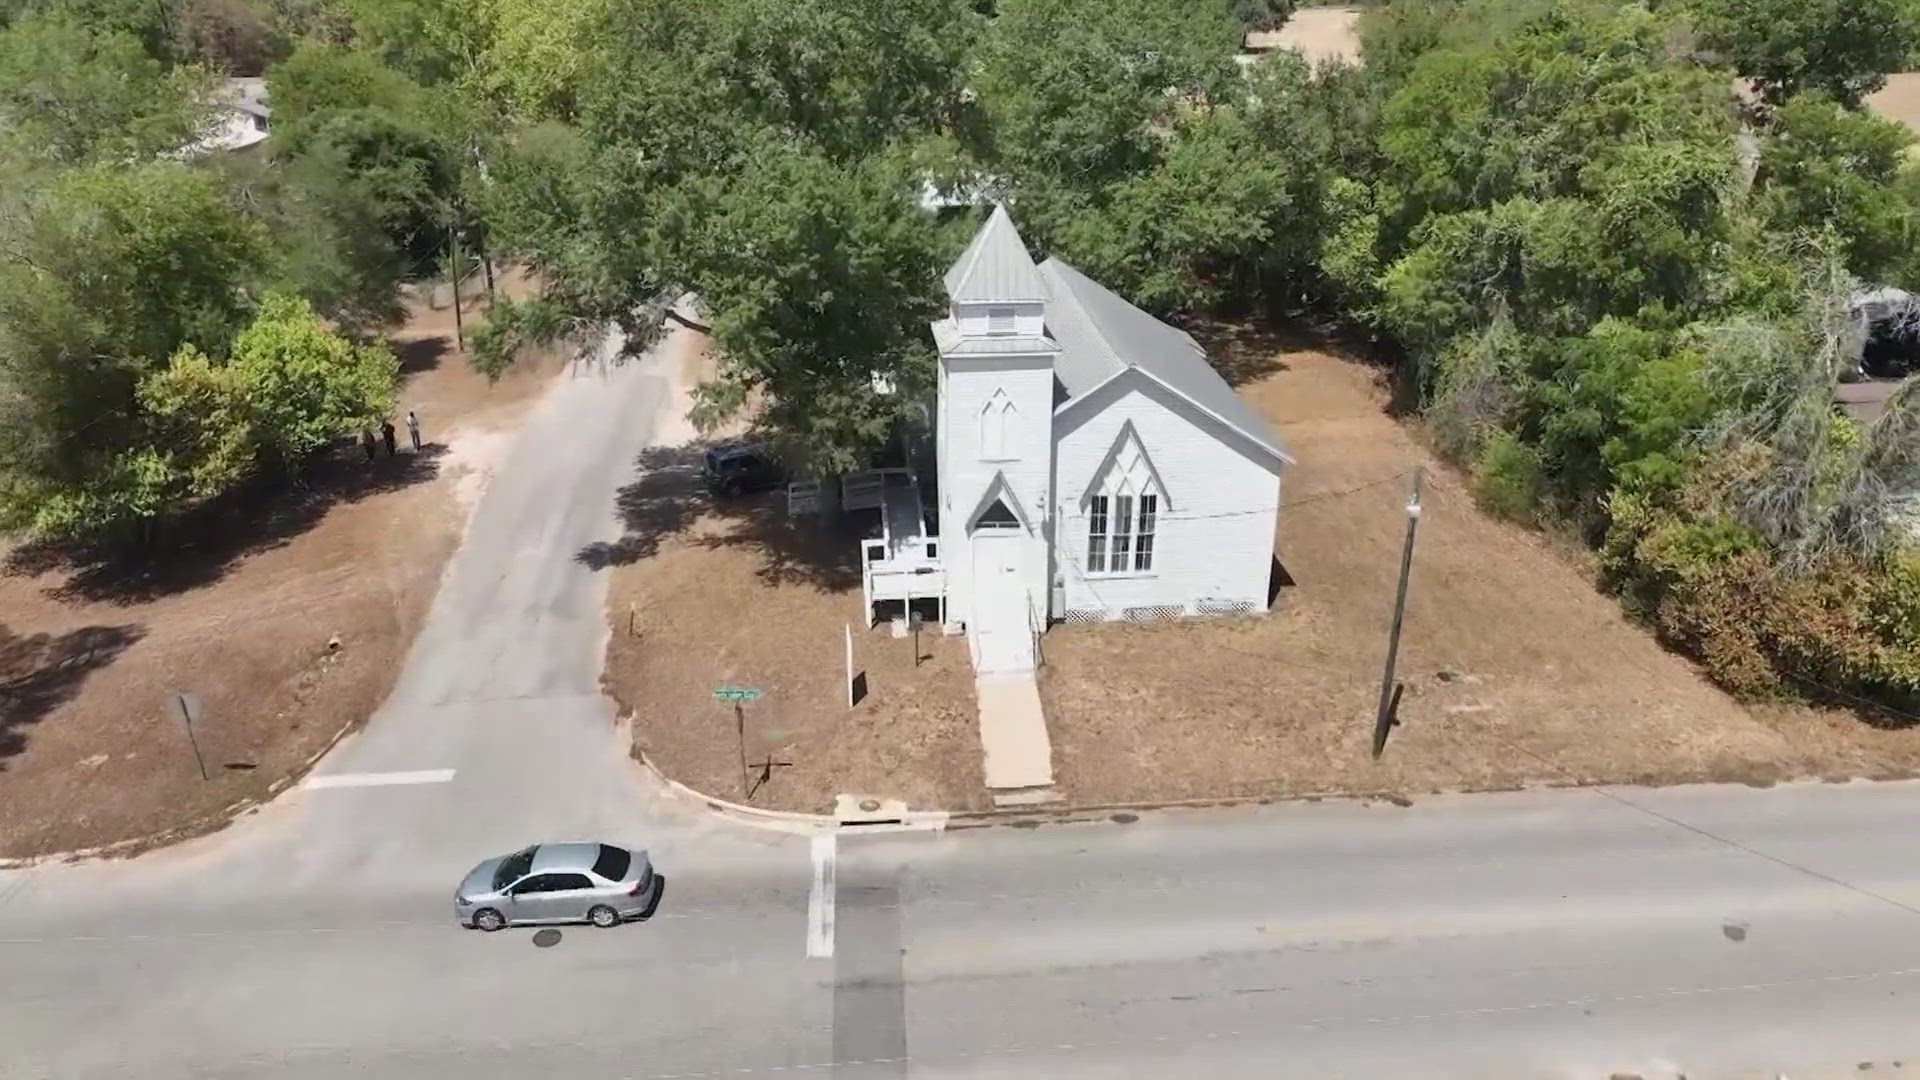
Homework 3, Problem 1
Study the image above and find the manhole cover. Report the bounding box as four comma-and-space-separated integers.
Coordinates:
532, 928, 562, 948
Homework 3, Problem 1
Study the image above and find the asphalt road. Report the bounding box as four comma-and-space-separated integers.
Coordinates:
3, 328, 1918, 1080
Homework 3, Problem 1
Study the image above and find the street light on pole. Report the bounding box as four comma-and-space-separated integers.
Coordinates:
1372, 466, 1424, 758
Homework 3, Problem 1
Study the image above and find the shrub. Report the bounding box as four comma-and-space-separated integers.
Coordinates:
1472, 429, 1542, 523
1602, 487, 1920, 708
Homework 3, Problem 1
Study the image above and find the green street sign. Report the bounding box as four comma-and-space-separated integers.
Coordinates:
712, 687, 762, 702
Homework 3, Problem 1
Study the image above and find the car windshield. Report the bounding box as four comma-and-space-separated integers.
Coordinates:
492, 847, 536, 891
592, 844, 631, 881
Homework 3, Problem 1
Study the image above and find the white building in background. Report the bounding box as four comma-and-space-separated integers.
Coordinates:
856, 206, 1292, 675
188, 77, 271, 156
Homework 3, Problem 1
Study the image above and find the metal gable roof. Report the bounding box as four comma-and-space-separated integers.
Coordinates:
1038, 259, 1289, 463
943, 204, 1049, 304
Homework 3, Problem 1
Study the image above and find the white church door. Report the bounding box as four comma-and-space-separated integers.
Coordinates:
970, 530, 1034, 673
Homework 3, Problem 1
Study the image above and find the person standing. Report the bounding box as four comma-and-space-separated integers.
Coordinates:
406, 409, 422, 452
361, 429, 377, 462
380, 419, 398, 457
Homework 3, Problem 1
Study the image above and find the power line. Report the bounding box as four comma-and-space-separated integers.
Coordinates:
1282, 470, 1412, 509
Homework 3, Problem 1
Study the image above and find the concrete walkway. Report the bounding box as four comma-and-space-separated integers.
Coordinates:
974, 670, 1056, 804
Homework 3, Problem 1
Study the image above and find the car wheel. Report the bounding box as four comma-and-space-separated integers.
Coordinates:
473, 908, 506, 932
588, 904, 621, 929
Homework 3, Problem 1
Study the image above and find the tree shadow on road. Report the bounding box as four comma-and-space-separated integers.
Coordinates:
577, 440, 862, 592
0, 622, 146, 768
575, 445, 707, 571
5, 446, 446, 606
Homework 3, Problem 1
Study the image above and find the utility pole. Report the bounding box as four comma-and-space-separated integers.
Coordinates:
447, 226, 466, 351
1372, 466, 1424, 758
735, 700, 748, 799
173, 691, 209, 781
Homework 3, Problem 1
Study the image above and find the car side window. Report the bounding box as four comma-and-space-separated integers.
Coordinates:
510, 874, 555, 895
549, 873, 594, 891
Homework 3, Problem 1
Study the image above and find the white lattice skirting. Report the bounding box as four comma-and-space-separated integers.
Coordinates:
1058, 599, 1259, 625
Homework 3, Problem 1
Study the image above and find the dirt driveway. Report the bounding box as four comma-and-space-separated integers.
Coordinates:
0, 274, 565, 859
1037, 326, 1920, 806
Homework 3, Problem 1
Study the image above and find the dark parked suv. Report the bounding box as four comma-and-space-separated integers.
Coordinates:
702, 444, 786, 497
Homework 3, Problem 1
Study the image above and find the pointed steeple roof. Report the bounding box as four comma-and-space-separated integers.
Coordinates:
943, 204, 1048, 304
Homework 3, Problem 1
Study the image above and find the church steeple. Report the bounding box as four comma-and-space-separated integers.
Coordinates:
945, 204, 1047, 306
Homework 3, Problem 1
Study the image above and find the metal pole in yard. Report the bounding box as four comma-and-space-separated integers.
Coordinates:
1372, 466, 1424, 759
845, 623, 854, 708
735, 701, 749, 800
447, 226, 465, 352
174, 692, 209, 781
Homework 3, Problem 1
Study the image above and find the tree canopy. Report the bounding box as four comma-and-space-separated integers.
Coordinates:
7, 0, 1920, 710
1684, 0, 1920, 107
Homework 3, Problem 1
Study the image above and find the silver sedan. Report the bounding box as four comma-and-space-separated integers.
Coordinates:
455, 843, 662, 931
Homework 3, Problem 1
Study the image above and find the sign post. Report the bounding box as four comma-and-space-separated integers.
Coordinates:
844, 624, 854, 708
1372, 467, 1424, 758
712, 687, 763, 799
173, 691, 209, 781
909, 611, 924, 668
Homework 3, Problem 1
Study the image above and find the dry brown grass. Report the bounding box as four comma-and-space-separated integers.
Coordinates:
1245, 7, 1362, 66
1039, 329, 1920, 805
1868, 72, 1920, 135
603, 437, 988, 814
0, 274, 564, 858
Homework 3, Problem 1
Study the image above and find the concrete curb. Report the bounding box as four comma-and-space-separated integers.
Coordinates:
0, 711, 363, 870
942, 788, 1444, 829
941, 774, 1920, 829
628, 748, 949, 835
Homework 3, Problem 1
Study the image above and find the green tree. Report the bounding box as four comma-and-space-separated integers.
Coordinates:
1752, 93, 1920, 281
0, 0, 190, 62
1685, 0, 1920, 107
648, 141, 945, 471
223, 292, 397, 472
0, 161, 270, 537
973, 0, 1242, 211
334, 0, 488, 85
178, 0, 285, 74
219, 139, 408, 329
0, 13, 215, 164
1231, 0, 1293, 45
472, 0, 979, 466
136, 344, 256, 502
1052, 107, 1289, 314
266, 43, 460, 270
475, 0, 606, 120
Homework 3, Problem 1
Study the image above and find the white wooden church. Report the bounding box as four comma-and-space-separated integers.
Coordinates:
854, 206, 1292, 674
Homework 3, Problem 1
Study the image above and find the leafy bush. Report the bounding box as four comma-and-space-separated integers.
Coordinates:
1602, 489, 1920, 708
1471, 429, 1542, 522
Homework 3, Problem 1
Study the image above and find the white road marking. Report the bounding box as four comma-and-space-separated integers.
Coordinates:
302, 769, 456, 790
807, 830, 836, 959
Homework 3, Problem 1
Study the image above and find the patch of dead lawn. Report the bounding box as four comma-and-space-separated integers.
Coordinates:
1040, 335, 1920, 805
604, 446, 987, 814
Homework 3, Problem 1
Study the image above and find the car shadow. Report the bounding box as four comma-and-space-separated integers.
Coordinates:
635, 874, 667, 921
